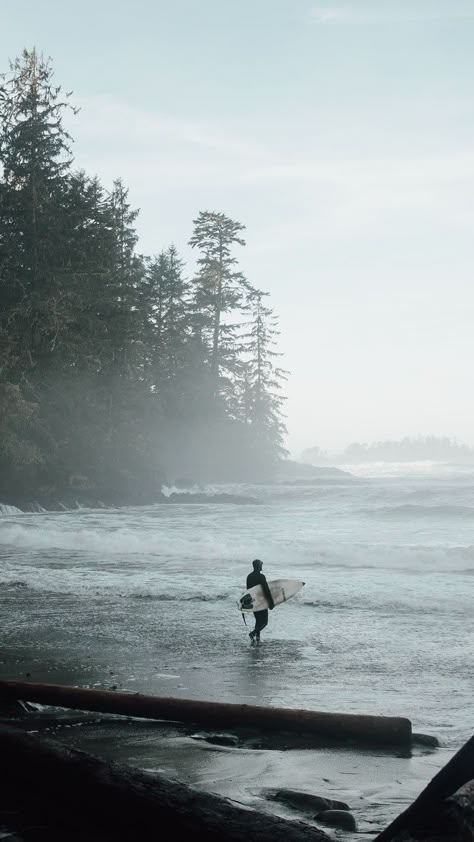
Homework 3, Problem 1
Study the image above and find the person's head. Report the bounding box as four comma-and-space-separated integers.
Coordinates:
252, 559, 263, 572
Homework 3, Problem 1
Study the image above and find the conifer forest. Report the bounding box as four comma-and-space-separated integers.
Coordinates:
0, 50, 287, 505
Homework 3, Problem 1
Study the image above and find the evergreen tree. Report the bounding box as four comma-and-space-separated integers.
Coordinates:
0, 48, 77, 375
144, 244, 190, 399
33, 172, 121, 484
107, 178, 144, 379
0, 48, 289, 500
0, 48, 81, 485
189, 211, 251, 402
0, 382, 43, 501
241, 289, 288, 468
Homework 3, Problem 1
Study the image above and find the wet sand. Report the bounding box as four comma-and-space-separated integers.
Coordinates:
0, 644, 450, 838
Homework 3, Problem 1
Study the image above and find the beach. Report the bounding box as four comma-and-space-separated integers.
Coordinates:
1, 466, 472, 833
0, 655, 448, 837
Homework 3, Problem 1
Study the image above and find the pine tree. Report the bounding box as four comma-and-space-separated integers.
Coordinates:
0, 49, 81, 485
0, 48, 290, 498
33, 171, 120, 483
107, 178, 144, 379
242, 289, 288, 469
189, 211, 251, 402
144, 245, 190, 398
0, 48, 78, 375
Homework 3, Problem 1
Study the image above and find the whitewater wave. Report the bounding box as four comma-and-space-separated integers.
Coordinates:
0, 531, 473, 604
0, 521, 275, 561
161, 484, 202, 497
0, 566, 466, 623
312, 541, 474, 569
338, 461, 474, 479
300, 597, 446, 615
0, 579, 28, 590
2, 520, 473, 570
0, 503, 24, 515
2, 496, 474, 562
128, 591, 233, 602
366, 504, 474, 519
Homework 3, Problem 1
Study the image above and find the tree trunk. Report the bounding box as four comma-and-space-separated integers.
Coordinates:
375, 734, 474, 842
0, 679, 412, 745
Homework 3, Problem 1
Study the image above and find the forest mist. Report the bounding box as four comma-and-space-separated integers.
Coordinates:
0, 50, 287, 506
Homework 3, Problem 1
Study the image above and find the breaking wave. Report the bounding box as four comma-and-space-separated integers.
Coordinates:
366, 504, 474, 519
128, 591, 233, 602
300, 595, 456, 616
0, 503, 24, 515
338, 461, 474, 479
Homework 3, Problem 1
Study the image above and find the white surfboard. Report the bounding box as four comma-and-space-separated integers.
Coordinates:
237, 579, 305, 613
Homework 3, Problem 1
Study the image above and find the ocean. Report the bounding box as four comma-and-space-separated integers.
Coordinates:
0, 462, 473, 832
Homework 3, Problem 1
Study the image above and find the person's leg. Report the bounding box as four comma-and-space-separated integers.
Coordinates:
249, 613, 258, 644
254, 609, 268, 641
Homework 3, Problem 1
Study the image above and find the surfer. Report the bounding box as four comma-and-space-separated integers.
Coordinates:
246, 559, 274, 645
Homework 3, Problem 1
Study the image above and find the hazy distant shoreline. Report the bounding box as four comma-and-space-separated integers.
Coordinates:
0, 461, 354, 513
301, 436, 474, 467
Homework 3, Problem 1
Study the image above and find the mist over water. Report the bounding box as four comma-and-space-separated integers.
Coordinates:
1, 462, 473, 752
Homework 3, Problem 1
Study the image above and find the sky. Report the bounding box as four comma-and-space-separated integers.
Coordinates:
1, 0, 474, 456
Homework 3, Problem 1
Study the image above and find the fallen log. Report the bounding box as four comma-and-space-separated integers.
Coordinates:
0, 724, 328, 842
0, 679, 412, 745
375, 734, 474, 842
377, 781, 474, 842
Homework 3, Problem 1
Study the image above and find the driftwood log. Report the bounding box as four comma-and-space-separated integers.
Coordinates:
0, 724, 328, 842
376, 734, 474, 842
0, 679, 412, 745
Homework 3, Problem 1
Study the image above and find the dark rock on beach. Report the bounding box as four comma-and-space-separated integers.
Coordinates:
191, 732, 240, 747
166, 492, 260, 505
375, 734, 474, 842
377, 780, 474, 842
2, 487, 168, 512
263, 789, 350, 814
316, 809, 357, 831
412, 732, 440, 748
1, 489, 260, 512
0, 724, 331, 842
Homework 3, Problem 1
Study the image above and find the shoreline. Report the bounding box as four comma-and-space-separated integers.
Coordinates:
0, 476, 467, 837
0, 461, 355, 513
0, 703, 447, 838
0, 653, 452, 839
0, 490, 262, 513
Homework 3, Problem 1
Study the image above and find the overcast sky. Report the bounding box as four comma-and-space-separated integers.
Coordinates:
2, 0, 474, 455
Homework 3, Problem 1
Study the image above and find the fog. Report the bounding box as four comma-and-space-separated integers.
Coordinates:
1, 10, 474, 834
2, 0, 474, 481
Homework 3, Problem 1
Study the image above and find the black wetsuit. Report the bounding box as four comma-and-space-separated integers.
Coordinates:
246, 570, 274, 638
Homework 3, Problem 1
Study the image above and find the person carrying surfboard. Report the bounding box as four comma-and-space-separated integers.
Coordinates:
246, 559, 274, 645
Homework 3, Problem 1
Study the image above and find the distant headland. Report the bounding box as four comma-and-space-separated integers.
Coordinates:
300, 436, 474, 466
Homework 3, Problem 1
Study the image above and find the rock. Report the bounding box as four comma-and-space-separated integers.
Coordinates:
167, 492, 260, 505
378, 780, 474, 842
191, 732, 240, 747
316, 810, 357, 831
263, 789, 350, 814
442, 779, 474, 839
276, 460, 355, 481
0, 724, 333, 842
376, 733, 474, 842
412, 732, 440, 748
